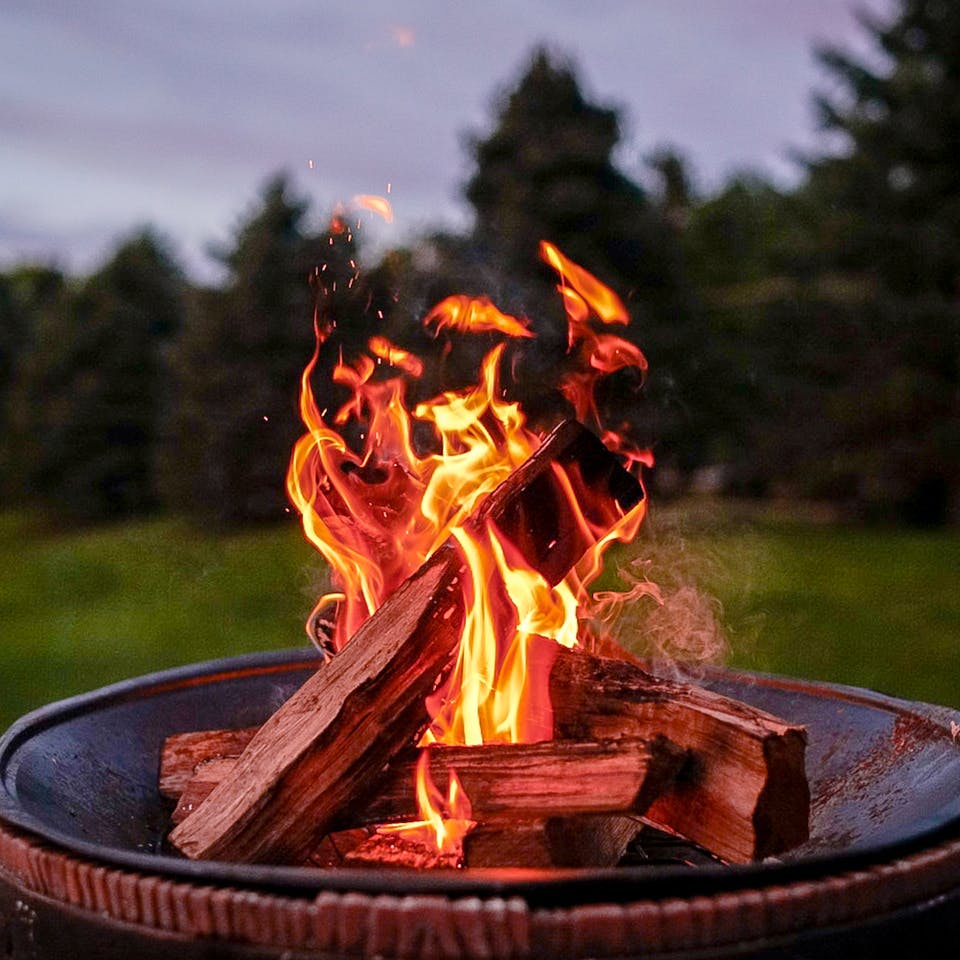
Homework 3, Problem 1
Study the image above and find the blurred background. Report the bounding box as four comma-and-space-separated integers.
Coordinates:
0, 0, 957, 727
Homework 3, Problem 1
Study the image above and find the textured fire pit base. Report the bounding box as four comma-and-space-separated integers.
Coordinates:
2, 819, 960, 958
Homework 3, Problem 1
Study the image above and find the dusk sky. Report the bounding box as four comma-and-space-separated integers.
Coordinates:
2, 0, 891, 281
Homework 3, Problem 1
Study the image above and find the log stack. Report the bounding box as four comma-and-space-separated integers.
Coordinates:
163, 421, 809, 869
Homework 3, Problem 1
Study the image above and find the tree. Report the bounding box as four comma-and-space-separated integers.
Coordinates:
809, 0, 960, 296
683, 173, 820, 289
0, 265, 66, 498
454, 48, 720, 475
465, 48, 681, 299
6, 231, 185, 521
158, 175, 331, 525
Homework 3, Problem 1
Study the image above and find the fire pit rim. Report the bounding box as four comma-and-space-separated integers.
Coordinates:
2, 647, 960, 907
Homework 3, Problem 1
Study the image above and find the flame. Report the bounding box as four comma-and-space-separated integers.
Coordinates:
424, 295, 534, 339
353, 194, 394, 223
378, 752, 474, 855
368, 335, 424, 377
287, 238, 650, 855
540, 241, 649, 429
540, 241, 629, 326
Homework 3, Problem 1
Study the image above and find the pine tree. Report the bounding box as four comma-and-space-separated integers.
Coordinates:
810, 0, 960, 296
465, 48, 680, 298
158, 175, 332, 525
6, 232, 185, 520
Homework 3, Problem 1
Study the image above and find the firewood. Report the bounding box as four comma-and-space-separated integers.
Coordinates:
168, 736, 685, 826
161, 650, 808, 864
160, 728, 257, 799
306, 828, 372, 867
170, 758, 234, 825
169, 421, 642, 863
344, 829, 468, 870
465, 816, 642, 868
547, 643, 810, 863
361, 736, 685, 823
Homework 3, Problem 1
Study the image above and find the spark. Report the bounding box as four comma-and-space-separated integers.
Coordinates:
391, 25, 415, 48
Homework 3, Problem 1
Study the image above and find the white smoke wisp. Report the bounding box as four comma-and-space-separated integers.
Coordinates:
587, 532, 730, 682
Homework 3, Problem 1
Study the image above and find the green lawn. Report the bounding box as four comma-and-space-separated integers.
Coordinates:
0, 513, 318, 729
635, 501, 960, 709
0, 504, 957, 732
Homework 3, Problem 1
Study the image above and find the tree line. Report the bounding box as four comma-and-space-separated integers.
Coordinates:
0, 0, 957, 527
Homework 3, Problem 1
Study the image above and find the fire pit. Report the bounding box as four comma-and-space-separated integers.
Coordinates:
2, 230, 955, 957
2, 648, 960, 958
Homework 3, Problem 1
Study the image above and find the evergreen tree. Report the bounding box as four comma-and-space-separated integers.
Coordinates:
810, 0, 960, 296
455, 48, 714, 472
6, 232, 185, 520
158, 175, 330, 525
465, 48, 680, 298
0, 266, 66, 498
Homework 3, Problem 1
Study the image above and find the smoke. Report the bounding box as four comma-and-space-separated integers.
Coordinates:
586, 510, 732, 680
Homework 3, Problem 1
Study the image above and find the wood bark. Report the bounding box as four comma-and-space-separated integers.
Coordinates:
169, 421, 642, 863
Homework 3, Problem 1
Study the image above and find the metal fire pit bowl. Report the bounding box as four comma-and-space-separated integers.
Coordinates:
2, 648, 960, 958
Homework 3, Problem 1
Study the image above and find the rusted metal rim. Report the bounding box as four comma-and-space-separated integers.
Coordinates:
2, 818, 960, 958
1, 648, 960, 905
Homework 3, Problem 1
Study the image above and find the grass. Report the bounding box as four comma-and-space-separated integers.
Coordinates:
635, 500, 960, 709
0, 503, 957, 732
0, 513, 319, 730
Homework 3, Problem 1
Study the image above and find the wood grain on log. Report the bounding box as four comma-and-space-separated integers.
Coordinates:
169, 735, 685, 826
548, 643, 809, 862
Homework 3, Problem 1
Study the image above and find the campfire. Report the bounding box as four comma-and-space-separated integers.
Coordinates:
161, 223, 810, 870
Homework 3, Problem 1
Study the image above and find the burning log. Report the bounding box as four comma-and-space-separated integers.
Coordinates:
169, 420, 643, 864
162, 649, 808, 864
464, 816, 645, 868
167, 736, 686, 826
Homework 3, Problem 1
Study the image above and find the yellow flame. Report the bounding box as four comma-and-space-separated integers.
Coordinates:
424, 295, 534, 339
378, 752, 473, 854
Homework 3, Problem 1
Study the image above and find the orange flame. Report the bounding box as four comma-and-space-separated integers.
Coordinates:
424, 295, 534, 339
287, 239, 650, 852
378, 753, 474, 855
353, 194, 394, 223
540, 241, 649, 430
368, 335, 424, 377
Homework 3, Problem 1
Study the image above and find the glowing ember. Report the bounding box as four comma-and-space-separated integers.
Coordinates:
286, 237, 649, 859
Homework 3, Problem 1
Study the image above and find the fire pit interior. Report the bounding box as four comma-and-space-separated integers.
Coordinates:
3, 648, 960, 895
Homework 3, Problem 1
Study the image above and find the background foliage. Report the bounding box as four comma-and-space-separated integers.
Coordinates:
0, 0, 956, 716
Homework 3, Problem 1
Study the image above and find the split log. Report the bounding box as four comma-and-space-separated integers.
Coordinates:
465, 816, 643, 868
169, 421, 642, 863
167, 752, 646, 869
169, 735, 685, 826
548, 643, 810, 862
170, 758, 236, 825
362, 736, 685, 823
345, 828, 468, 870
160, 729, 257, 799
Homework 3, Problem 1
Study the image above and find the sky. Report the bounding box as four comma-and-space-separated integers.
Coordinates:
1, 0, 893, 282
